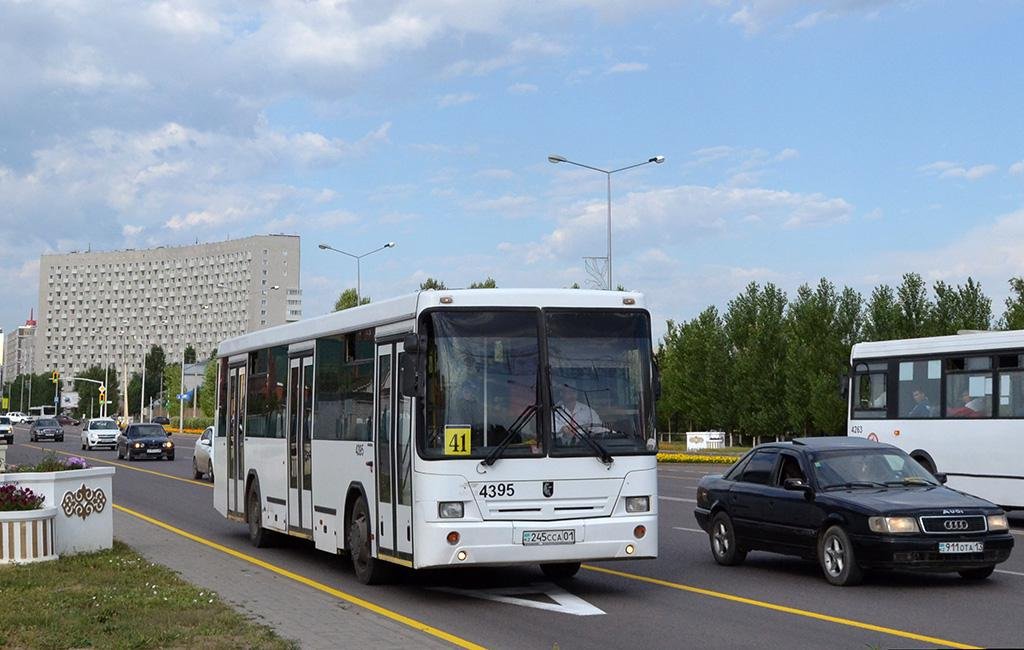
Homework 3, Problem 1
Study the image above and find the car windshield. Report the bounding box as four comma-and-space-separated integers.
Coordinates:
421, 310, 542, 460
547, 311, 655, 455
90, 420, 118, 430
129, 425, 167, 438
811, 449, 939, 489
0, 417, 9, 425
36, 419, 59, 427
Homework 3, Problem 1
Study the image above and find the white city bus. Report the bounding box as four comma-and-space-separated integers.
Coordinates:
847, 330, 1024, 509
28, 405, 57, 420
213, 289, 659, 583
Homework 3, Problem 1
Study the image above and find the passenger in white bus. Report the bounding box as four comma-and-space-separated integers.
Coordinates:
553, 385, 602, 445
948, 391, 982, 418
908, 389, 933, 417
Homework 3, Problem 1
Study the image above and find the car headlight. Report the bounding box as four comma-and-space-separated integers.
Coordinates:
163, 441, 174, 448
133, 442, 143, 448
625, 496, 651, 513
987, 514, 1009, 531
438, 501, 464, 519
868, 516, 920, 534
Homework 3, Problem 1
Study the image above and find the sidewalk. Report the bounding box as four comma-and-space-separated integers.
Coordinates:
114, 510, 451, 650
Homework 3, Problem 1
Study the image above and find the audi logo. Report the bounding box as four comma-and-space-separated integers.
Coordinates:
943, 519, 970, 531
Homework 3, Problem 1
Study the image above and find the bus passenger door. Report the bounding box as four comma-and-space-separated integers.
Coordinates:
374, 341, 414, 561
374, 345, 395, 557
226, 363, 246, 515
287, 355, 314, 535
395, 344, 413, 557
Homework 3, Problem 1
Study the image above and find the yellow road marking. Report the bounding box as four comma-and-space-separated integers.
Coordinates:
113, 504, 485, 650
19, 443, 212, 488
582, 565, 979, 649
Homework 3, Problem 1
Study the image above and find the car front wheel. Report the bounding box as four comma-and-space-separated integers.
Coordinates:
709, 511, 746, 566
819, 525, 863, 586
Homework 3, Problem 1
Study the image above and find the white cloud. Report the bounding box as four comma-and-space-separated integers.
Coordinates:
437, 92, 479, 108
1009, 161, 1024, 176
919, 160, 998, 181
507, 82, 539, 94
724, 1, 900, 36
463, 194, 536, 214
122, 224, 144, 237
607, 62, 648, 74
774, 148, 799, 162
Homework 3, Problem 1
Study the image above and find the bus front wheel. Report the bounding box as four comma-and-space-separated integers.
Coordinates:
246, 480, 273, 548
348, 497, 389, 585
541, 562, 581, 581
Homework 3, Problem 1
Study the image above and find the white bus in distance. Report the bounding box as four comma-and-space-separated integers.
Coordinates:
212, 289, 659, 583
847, 330, 1024, 509
28, 405, 57, 421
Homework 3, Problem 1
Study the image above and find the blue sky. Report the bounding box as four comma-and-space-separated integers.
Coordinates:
1, 1, 1022, 342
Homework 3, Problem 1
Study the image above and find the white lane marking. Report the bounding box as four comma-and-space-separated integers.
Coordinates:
995, 569, 1024, 577
673, 526, 704, 534
432, 584, 605, 616
659, 496, 697, 503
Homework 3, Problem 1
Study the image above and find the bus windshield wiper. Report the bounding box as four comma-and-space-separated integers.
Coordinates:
823, 481, 887, 490
481, 404, 540, 467
554, 405, 614, 466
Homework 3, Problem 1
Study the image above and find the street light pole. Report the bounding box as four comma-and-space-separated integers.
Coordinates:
547, 154, 665, 290
317, 242, 396, 304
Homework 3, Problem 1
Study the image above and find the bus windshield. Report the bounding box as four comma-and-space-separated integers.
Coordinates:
422, 310, 542, 460
547, 311, 655, 455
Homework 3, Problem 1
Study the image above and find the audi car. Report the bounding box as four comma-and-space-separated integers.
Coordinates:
29, 418, 64, 442
694, 437, 1014, 586
117, 423, 175, 461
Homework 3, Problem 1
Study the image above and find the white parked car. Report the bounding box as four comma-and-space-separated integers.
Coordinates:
81, 417, 120, 450
0, 416, 12, 445
192, 426, 214, 481
5, 411, 27, 424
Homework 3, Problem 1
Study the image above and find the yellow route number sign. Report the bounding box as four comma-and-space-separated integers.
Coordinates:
444, 425, 471, 456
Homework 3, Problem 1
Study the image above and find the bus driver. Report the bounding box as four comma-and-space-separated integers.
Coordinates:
553, 385, 602, 445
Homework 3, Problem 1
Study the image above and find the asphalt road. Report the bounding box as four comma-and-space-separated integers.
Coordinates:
6, 424, 1023, 649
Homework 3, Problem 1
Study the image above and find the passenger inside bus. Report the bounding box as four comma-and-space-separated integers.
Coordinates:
948, 391, 983, 418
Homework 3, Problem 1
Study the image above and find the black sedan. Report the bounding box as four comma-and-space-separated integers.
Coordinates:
29, 418, 65, 442
57, 414, 81, 427
694, 437, 1014, 586
117, 423, 175, 461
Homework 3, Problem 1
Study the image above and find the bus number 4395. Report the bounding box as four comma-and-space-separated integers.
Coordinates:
479, 483, 515, 498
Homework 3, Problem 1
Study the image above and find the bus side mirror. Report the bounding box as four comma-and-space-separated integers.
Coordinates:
400, 333, 426, 399
403, 332, 424, 355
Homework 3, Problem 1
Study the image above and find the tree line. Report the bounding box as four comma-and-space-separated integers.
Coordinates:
657, 273, 1024, 438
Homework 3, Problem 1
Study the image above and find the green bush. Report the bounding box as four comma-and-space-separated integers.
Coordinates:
170, 416, 214, 430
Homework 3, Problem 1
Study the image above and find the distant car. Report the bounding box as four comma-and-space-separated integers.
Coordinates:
5, 411, 27, 424
694, 437, 1014, 586
81, 418, 119, 450
57, 414, 81, 427
29, 418, 64, 442
117, 423, 174, 461
192, 426, 214, 481
0, 417, 12, 445
152, 416, 170, 425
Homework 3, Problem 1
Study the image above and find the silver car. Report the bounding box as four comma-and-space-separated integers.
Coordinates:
81, 418, 120, 450
0, 416, 12, 445
192, 426, 214, 481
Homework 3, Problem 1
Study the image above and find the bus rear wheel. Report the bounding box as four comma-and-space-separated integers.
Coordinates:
540, 562, 581, 581
348, 497, 389, 585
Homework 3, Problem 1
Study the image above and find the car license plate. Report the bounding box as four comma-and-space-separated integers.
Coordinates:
938, 541, 984, 553
522, 529, 575, 546
146, 449, 161, 454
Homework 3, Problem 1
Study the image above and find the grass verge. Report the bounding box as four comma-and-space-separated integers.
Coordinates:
657, 452, 739, 464
0, 540, 296, 649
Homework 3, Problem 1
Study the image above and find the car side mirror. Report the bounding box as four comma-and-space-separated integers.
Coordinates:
783, 478, 814, 498
934, 472, 947, 484
166, 431, 172, 437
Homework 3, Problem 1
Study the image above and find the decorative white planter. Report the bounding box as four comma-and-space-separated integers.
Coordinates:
0, 467, 114, 556
0, 507, 58, 564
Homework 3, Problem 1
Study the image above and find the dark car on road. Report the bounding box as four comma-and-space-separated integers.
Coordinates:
57, 414, 81, 427
694, 437, 1014, 586
29, 418, 64, 442
152, 416, 170, 425
117, 423, 175, 461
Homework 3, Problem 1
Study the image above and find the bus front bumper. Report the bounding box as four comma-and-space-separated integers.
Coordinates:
413, 514, 658, 569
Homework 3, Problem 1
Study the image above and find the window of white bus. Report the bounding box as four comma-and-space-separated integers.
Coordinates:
313, 329, 374, 441
896, 358, 941, 418
944, 356, 993, 419
246, 346, 288, 438
997, 353, 1024, 417
851, 362, 888, 419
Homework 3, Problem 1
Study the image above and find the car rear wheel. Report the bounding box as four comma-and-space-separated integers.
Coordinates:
958, 565, 995, 580
709, 512, 746, 566
819, 525, 863, 586
193, 458, 203, 480
540, 562, 582, 581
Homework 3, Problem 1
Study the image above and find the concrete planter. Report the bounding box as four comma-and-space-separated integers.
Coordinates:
0, 467, 114, 555
0, 507, 58, 564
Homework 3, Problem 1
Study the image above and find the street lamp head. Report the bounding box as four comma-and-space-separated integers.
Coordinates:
385, 242, 396, 248
650, 155, 665, 164
318, 243, 329, 250
548, 154, 568, 164
270, 285, 280, 290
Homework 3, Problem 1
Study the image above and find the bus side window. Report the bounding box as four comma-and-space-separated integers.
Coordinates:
852, 362, 888, 419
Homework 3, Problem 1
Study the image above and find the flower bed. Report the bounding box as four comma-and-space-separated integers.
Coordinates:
657, 452, 739, 464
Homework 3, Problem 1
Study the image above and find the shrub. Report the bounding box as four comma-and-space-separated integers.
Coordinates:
0, 484, 45, 511
8, 452, 88, 473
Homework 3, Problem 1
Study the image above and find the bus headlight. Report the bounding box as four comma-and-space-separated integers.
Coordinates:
438, 501, 464, 519
987, 514, 1009, 531
868, 516, 919, 534
625, 496, 650, 513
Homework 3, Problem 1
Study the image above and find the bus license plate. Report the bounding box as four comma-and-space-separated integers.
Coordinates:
523, 530, 575, 546
938, 541, 984, 554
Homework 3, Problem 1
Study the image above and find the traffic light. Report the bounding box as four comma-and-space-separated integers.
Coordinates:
51, 369, 60, 384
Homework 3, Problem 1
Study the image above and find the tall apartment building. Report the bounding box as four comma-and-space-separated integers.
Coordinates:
35, 235, 302, 376
2, 317, 37, 384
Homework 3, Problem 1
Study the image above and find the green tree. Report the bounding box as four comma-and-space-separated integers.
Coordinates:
183, 345, 197, 364
199, 358, 218, 417
419, 277, 447, 290
724, 282, 788, 441
127, 373, 143, 417
896, 272, 932, 338
1001, 277, 1024, 330
334, 288, 370, 311
929, 277, 991, 335
862, 285, 901, 341
469, 277, 497, 288
145, 345, 166, 401
164, 363, 182, 419
660, 307, 733, 433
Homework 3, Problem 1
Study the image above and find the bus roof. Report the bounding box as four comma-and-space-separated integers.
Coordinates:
218, 288, 647, 358
851, 329, 1024, 360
